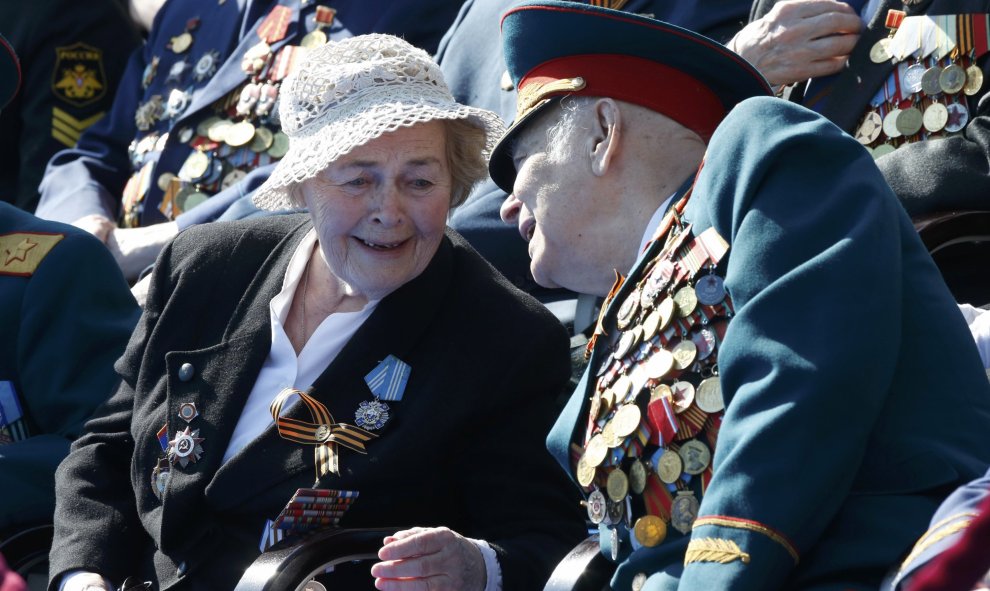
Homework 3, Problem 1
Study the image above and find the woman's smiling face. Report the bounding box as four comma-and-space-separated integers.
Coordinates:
299, 121, 452, 300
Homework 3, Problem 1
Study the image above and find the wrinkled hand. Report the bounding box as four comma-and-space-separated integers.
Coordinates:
61, 571, 112, 591
105, 221, 179, 281
71, 214, 115, 243
728, 0, 862, 86
371, 527, 486, 591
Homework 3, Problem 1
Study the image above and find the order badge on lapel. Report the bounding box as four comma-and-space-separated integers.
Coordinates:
356, 355, 410, 430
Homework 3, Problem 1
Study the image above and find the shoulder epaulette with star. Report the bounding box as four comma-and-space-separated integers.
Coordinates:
0, 232, 65, 276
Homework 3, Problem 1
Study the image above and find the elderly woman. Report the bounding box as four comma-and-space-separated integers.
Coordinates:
50, 35, 584, 591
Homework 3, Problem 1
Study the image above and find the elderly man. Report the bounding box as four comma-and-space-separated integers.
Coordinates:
493, 2, 990, 589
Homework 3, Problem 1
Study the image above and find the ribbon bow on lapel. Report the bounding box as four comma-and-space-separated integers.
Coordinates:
270, 388, 377, 483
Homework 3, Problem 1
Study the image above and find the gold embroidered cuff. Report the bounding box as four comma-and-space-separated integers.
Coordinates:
685, 537, 750, 566
897, 512, 978, 576
692, 515, 799, 564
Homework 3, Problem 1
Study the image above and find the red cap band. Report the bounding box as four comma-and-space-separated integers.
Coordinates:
518, 54, 726, 140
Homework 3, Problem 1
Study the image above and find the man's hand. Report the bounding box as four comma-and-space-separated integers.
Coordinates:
728, 0, 862, 86
105, 222, 179, 281
71, 214, 115, 243
371, 527, 486, 591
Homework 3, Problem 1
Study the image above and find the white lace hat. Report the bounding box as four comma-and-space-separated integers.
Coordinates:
252, 34, 505, 210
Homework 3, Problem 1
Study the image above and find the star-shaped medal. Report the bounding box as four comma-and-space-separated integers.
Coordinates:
167, 426, 205, 468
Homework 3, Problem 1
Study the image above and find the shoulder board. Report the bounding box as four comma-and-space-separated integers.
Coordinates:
0, 232, 65, 276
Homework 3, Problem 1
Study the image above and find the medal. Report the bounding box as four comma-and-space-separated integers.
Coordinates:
167, 426, 205, 468
250, 126, 275, 152
225, 120, 257, 147
870, 37, 892, 63
178, 402, 199, 423
586, 489, 607, 524
616, 289, 639, 330
629, 460, 647, 494
633, 515, 667, 547
135, 95, 164, 131
165, 87, 192, 119
166, 59, 190, 84
923, 102, 949, 132
354, 400, 390, 430
944, 101, 970, 132
612, 404, 641, 438
150, 458, 171, 499
882, 108, 903, 139
672, 285, 697, 317
142, 56, 159, 89
669, 381, 695, 414
301, 6, 336, 48
694, 273, 725, 306
605, 498, 625, 525
670, 491, 700, 535
964, 65, 983, 95
655, 449, 682, 484
354, 355, 411, 431
168, 18, 201, 54
644, 349, 674, 380
872, 143, 896, 159
178, 150, 211, 182
606, 469, 629, 502
268, 131, 290, 159
255, 83, 279, 118
895, 106, 923, 136
691, 326, 717, 361
193, 50, 221, 82
939, 64, 967, 94
902, 63, 925, 94
678, 440, 711, 475
696, 377, 724, 414
671, 340, 698, 371
921, 66, 942, 96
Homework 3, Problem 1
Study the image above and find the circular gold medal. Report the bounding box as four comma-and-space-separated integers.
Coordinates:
576, 456, 596, 488
678, 440, 711, 475
225, 120, 256, 147
921, 67, 943, 96
612, 375, 633, 402
170, 32, 193, 54
178, 151, 210, 181
268, 131, 290, 159
613, 404, 642, 438
869, 38, 891, 63
601, 420, 623, 448
671, 340, 698, 370
642, 308, 662, 340
923, 102, 949, 133
207, 119, 232, 143
670, 381, 695, 413
600, 388, 616, 415
656, 449, 683, 483
645, 349, 674, 380
250, 126, 275, 152
855, 111, 883, 145
696, 377, 724, 413
606, 469, 629, 502
616, 290, 640, 330
633, 515, 667, 547
964, 65, 984, 96
882, 109, 903, 138
650, 383, 672, 403
673, 286, 697, 317
895, 107, 923, 136
872, 143, 896, 159
655, 297, 675, 332
300, 29, 328, 48
629, 460, 647, 494
940, 64, 967, 94
584, 434, 608, 467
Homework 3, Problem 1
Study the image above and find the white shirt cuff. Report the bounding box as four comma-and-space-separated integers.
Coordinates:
468, 538, 503, 591
58, 570, 113, 591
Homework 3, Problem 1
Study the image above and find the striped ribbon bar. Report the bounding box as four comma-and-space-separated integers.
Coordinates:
270, 388, 377, 483
364, 355, 411, 402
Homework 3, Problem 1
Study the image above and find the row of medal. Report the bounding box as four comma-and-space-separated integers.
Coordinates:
855, 11, 988, 158
150, 402, 205, 500
122, 5, 338, 226
576, 221, 732, 558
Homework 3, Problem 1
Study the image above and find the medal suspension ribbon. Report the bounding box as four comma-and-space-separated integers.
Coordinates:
270, 388, 377, 484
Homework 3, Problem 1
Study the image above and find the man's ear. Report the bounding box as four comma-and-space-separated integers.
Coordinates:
589, 98, 621, 177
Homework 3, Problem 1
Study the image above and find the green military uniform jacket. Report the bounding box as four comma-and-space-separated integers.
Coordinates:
548, 97, 990, 590
0, 202, 138, 530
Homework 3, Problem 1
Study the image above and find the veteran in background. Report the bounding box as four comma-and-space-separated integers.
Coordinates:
493, 2, 990, 589
0, 0, 140, 213
35, 0, 464, 281
0, 36, 140, 534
